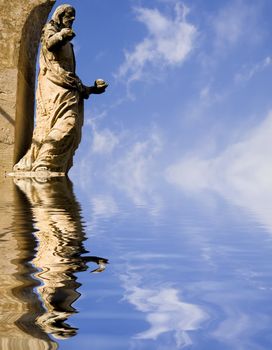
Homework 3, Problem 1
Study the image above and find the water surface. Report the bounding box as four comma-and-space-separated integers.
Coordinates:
0, 176, 272, 349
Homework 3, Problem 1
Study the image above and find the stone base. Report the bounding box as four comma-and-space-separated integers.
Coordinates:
7, 171, 65, 178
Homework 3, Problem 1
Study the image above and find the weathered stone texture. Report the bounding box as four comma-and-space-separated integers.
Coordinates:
0, 177, 58, 349
0, 0, 55, 176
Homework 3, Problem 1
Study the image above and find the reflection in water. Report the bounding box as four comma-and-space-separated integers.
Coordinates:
120, 267, 207, 349
0, 177, 57, 349
0, 176, 107, 348
90, 256, 109, 273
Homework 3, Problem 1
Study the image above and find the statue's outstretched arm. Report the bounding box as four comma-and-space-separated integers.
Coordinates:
82, 80, 108, 99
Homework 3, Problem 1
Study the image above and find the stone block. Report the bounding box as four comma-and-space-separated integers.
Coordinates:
0, 0, 56, 175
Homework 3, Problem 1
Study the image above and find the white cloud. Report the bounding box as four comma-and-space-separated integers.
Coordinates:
166, 111, 272, 233
72, 123, 164, 215
120, 269, 207, 348
116, 3, 197, 83
109, 130, 163, 207
92, 128, 119, 154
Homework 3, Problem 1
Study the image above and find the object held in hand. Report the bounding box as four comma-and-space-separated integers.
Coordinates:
94, 79, 108, 89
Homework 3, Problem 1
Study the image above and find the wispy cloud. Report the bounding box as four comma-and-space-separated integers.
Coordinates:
72, 122, 164, 214
120, 268, 207, 348
191, 1, 263, 119
235, 56, 272, 82
84, 111, 121, 155
92, 127, 119, 155
212, 0, 260, 50
198, 82, 227, 106
109, 130, 163, 208
116, 3, 197, 84
166, 111, 272, 233
91, 194, 119, 219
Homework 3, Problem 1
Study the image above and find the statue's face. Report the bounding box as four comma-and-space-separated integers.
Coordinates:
61, 8, 75, 28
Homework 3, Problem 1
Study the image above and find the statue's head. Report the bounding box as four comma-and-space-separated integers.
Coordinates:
52, 4, 75, 28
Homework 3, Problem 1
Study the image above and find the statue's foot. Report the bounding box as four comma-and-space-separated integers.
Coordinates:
34, 166, 48, 172
13, 163, 31, 172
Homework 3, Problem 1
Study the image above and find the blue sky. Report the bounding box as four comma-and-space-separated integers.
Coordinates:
46, 0, 272, 227
29, 3, 272, 348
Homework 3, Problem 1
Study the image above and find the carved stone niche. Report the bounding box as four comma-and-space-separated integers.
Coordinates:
0, 0, 56, 177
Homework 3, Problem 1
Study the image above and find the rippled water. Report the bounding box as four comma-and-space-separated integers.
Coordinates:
1, 176, 272, 349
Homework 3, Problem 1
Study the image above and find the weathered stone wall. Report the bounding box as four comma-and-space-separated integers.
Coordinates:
0, 2, 57, 346
0, 0, 56, 176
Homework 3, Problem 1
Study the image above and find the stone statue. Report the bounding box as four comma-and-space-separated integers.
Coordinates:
13, 4, 107, 174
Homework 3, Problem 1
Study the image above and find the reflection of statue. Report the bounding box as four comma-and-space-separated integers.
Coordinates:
0, 179, 57, 350
13, 177, 108, 340
14, 4, 107, 174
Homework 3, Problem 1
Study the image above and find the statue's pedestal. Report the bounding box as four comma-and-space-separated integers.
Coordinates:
7, 171, 65, 178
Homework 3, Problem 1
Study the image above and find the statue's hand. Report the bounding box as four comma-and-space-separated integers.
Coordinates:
84, 80, 108, 98
93, 79, 108, 94
60, 28, 75, 40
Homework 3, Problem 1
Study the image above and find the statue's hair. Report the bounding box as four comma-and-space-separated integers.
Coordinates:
51, 4, 75, 25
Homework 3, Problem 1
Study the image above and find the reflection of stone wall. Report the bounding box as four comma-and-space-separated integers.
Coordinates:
0, 177, 58, 349
0, 0, 55, 175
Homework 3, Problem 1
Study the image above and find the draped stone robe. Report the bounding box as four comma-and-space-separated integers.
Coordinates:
14, 21, 85, 173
